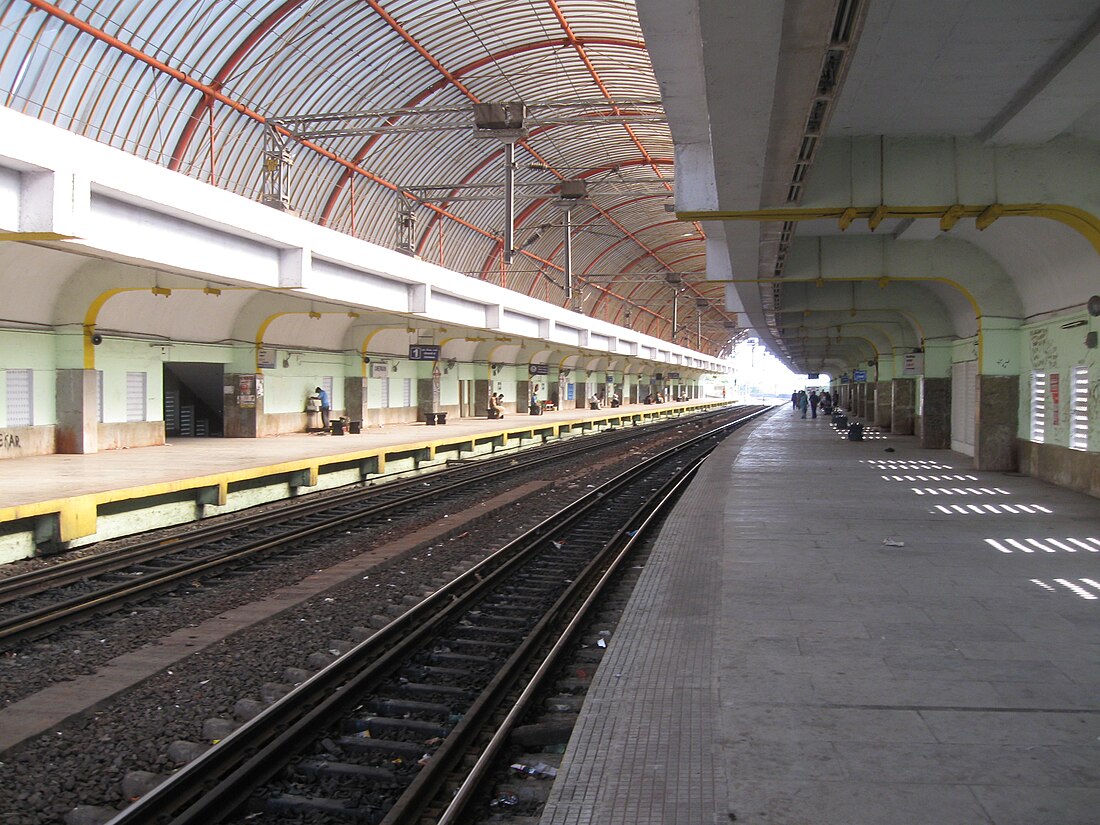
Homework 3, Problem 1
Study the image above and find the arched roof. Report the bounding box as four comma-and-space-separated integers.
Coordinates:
0, 0, 736, 354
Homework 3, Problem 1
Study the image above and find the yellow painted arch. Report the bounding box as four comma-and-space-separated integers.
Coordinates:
721, 274, 983, 368
676, 203, 1100, 258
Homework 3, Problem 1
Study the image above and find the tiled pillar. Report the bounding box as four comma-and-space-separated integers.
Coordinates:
891, 378, 915, 435
874, 381, 892, 429
975, 374, 1019, 471
919, 376, 951, 449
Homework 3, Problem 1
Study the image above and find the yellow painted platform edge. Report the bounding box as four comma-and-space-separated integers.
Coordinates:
2, 400, 727, 541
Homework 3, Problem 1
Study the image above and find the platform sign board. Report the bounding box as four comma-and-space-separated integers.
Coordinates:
902, 352, 924, 375
528, 363, 548, 375
256, 347, 277, 369
806, 372, 820, 380
667, 372, 680, 379
853, 369, 867, 382
408, 345, 440, 361
370, 363, 389, 379
840, 373, 850, 383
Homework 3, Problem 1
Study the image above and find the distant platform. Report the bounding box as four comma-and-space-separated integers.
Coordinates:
0, 399, 731, 564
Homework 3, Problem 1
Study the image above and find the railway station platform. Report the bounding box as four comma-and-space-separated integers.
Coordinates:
540, 407, 1100, 825
0, 399, 728, 564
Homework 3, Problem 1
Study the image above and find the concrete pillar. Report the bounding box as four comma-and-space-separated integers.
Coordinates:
874, 381, 892, 429
416, 375, 437, 421
223, 373, 264, 437
345, 377, 368, 425
890, 378, 915, 435
919, 376, 951, 449
975, 374, 1019, 471
475, 378, 492, 417
55, 369, 98, 454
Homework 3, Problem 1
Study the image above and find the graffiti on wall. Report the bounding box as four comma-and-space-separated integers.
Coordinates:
1028, 329, 1058, 371
1, 433, 21, 449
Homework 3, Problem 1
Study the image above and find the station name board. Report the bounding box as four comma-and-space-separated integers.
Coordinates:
408, 345, 441, 361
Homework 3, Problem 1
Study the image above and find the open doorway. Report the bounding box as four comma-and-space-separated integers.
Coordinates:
164, 363, 225, 437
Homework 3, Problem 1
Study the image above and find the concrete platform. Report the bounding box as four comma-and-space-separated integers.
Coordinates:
539, 407, 1100, 825
0, 399, 725, 562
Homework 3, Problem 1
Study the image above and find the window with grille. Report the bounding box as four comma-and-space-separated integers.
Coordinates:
126, 371, 147, 422
402, 378, 412, 407
97, 371, 104, 423
5, 369, 32, 427
380, 376, 390, 408
1070, 366, 1089, 451
1030, 371, 1047, 443
321, 376, 333, 401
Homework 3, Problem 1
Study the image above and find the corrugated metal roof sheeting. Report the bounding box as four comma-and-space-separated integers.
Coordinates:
0, 0, 735, 352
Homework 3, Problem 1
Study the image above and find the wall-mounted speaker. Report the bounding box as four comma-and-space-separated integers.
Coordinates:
1086, 331, 1098, 349
1088, 295, 1100, 317
90, 333, 103, 346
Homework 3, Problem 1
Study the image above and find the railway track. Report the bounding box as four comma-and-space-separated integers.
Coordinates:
99, 406, 766, 825
0, 405, 761, 649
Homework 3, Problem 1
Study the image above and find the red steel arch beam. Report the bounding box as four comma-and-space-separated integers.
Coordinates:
319, 34, 652, 227
301, 9, 677, 289
505, 197, 685, 325
480, 158, 675, 279
528, 193, 670, 296
612, 237, 708, 338
169, 0, 306, 171
417, 117, 661, 264
547, 0, 669, 188
590, 225, 706, 311
20, 0, 560, 273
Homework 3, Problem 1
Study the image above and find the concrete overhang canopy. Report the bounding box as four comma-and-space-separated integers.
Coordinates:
641, 0, 1100, 370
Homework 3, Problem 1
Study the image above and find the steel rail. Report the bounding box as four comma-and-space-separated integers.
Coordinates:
101, 406, 768, 825
0, 407, 758, 645
433, 439, 709, 824
0, 405, 747, 603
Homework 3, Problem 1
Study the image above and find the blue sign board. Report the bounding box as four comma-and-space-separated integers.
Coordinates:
853, 369, 867, 382
408, 345, 440, 361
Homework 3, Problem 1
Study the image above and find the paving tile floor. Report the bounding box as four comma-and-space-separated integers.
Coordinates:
539, 408, 1100, 825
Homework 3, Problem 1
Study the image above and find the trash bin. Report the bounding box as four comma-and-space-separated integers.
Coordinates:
529, 404, 541, 415
348, 420, 362, 434
425, 413, 436, 425
330, 419, 345, 435
834, 413, 847, 428
435, 411, 447, 425
847, 422, 863, 441
589, 401, 599, 410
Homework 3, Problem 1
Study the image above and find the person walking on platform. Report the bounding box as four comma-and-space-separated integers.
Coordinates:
791, 390, 799, 410
809, 390, 820, 419
314, 386, 331, 430
798, 390, 808, 418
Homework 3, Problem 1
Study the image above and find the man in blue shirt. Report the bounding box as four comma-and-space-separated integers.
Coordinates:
314, 386, 331, 429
